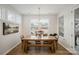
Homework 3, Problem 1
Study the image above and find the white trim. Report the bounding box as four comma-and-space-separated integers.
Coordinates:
2, 42, 21, 55
59, 41, 77, 55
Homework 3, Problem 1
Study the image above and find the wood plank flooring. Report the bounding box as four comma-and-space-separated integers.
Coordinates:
7, 43, 72, 55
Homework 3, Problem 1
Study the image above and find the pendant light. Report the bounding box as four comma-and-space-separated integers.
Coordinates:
38, 7, 41, 30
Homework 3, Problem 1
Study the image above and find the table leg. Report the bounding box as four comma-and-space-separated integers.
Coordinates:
53, 40, 56, 53
24, 40, 28, 53
51, 40, 56, 53
51, 41, 54, 53
56, 40, 58, 49
22, 40, 24, 50
21, 40, 23, 49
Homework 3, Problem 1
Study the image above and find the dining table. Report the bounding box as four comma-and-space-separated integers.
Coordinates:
21, 36, 58, 53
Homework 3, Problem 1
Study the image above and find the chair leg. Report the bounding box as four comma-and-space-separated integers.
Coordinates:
56, 40, 58, 49
49, 47, 51, 50
27, 47, 29, 50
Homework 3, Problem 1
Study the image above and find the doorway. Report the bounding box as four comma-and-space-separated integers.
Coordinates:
74, 8, 79, 51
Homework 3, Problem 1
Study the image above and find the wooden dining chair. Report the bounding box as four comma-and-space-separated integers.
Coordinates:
21, 35, 24, 49
43, 33, 48, 36
21, 35, 31, 50
35, 33, 41, 44
52, 33, 58, 49
43, 33, 49, 44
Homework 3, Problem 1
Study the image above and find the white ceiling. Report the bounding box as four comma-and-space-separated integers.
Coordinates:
11, 4, 75, 15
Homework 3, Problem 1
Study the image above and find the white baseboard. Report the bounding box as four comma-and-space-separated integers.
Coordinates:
3, 42, 21, 55
59, 42, 77, 55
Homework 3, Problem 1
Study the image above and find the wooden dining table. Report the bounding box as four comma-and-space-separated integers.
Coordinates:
21, 36, 58, 53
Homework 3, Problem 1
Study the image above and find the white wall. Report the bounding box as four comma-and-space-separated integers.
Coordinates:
22, 15, 57, 37
0, 5, 21, 54
57, 5, 79, 54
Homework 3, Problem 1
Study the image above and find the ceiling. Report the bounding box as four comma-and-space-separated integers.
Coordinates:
11, 4, 75, 15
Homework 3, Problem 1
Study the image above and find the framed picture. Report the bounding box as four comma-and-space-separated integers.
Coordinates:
3, 22, 19, 35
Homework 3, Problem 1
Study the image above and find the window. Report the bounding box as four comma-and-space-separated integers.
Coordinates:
31, 19, 49, 36
7, 11, 15, 22
1, 8, 6, 20
59, 16, 64, 37
15, 15, 21, 24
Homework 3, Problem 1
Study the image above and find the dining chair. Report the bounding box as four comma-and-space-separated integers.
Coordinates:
21, 35, 31, 50
52, 33, 58, 49
20, 35, 24, 49
49, 34, 53, 36
43, 33, 48, 44
43, 33, 48, 36
35, 32, 41, 44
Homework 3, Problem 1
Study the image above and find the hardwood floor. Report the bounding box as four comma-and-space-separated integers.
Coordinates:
7, 43, 72, 55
